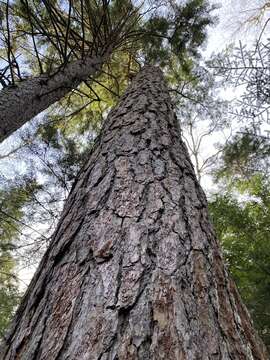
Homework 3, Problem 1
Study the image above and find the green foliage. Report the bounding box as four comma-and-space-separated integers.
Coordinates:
210, 174, 270, 349
210, 118, 270, 348
216, 132, 270, 181
0, 179, 41, 243
0, 178, 41, 336
37, 121, 94, 184
170, 0, 214, 59
141, 0, 216, 67
0, 256, 20, 337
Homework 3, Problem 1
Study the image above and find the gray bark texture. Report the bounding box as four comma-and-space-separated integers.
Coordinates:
0, 54, 106, 143
0, 66, 268, 359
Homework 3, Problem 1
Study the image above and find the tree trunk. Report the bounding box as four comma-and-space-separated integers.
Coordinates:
1, 66, 267, 360
0, 54, 107, 143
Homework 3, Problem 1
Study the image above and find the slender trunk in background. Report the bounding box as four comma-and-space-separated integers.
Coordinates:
0, 54, 107, 143
0, 66, 267, 359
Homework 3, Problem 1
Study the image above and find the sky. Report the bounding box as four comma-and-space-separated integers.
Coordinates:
1, 0, 270, 289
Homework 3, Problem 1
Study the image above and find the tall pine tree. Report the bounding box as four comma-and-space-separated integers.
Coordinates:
1, 65, 267, 359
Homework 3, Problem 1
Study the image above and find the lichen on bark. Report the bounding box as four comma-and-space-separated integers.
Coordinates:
0, 66, 268, 360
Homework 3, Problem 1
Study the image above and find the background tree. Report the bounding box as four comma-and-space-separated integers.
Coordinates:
0, 0, 141, 141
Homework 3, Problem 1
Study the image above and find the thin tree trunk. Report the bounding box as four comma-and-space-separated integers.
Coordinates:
0, 54, 107, 143
1, 66, 268, 359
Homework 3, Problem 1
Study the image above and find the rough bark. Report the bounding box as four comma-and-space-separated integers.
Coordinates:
0, 66, 268, 360
0, 54, 107, 143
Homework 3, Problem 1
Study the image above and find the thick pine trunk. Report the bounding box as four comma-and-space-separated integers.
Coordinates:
0, 54, 107, 143
1, 66, 267, 359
